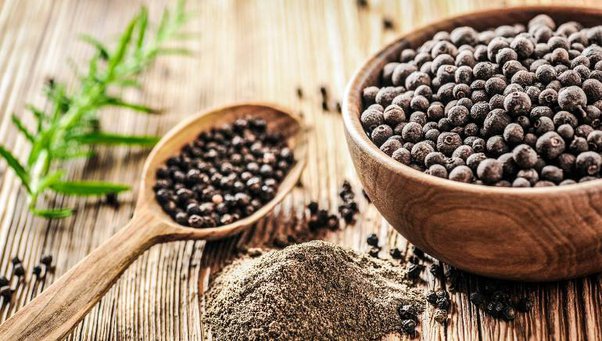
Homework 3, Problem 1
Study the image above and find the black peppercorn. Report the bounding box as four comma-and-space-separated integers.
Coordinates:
553, 111, 578, 128
411, 245, 425, 258
426, 290, 438, 305
13, 264, 24, 277
576, 151, 602, 176
587, 130, 602, 151
452, 145, 474, 161
392, 148, 411, 165
511, 70, 535, 87
576, 125, 595, 138
477, 159, 504, 184
11, 257, 21, 266
557, 124, 575, 141
306, 202, 319, 217
383, 105, 406, 126
558, 86, 587, 111
483, 109, 512, 136
446, 105, 468, 126
466, 152, 487, 171
0, 286, 12, 301
449, 165, 474, 183
32, 265, 42, 277
502, 306, 516, 321
401, 319, 417, 335
516, 297, 533, 312
533, 116, 554, 135
437, 132, 462, 156
541, 165, 563, 183
402, 122, 423, 143
411, 142, 435, 165
513, 177, 531, 187
536, 132, 566, 159
406, 263, 424, 279
504, 92, 531, 116
368, 247, 380, 258
436, 296, 451, 310
472, 138, 486, 153
512, 144, 538, 169
486, 135, 509, 156
397, 304, 418, 321
583, 79, 602, 103
429, 263, 442, 278
371, 125, 393, 146
382, 17, 394, 30
470, 292, 485, 306
535, 64, 557, 84
405, 72, 431, 90
503, 123, 524, 144
360, 109, 384, 130
427, 164, 448, 178
570, 137, 589, 154
517, 168, 539, 185
389, 248, 404, 259
366, 233, 379, 247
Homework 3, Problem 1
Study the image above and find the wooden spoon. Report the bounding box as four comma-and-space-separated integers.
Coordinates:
0, 102, 307, 340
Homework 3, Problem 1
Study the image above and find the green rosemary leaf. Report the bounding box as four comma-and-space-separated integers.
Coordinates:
113, 78, 142, 89
37, 170, 65, 193
101, 96, 158, 113
51, 181, 130, 196
73, 132, 159, 146
54, 149, 95, 160
0, 145, 31, 193
27, 131, 50, 166
107, 14, 139, 78
79, 34, 110, 60
87, 53, 100, 83
157, 8, 171, 40
27, 105, 47, 132
11, 114, 35, 142
176, 0, 186, 17
33, 208, 73, 218
136, 7, 148, 50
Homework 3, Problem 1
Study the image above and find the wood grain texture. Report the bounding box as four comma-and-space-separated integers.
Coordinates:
0, 0, 600, 340
344, 6, 602, 281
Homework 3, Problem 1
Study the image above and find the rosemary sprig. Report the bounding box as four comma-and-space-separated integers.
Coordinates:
0, 0, 193, 218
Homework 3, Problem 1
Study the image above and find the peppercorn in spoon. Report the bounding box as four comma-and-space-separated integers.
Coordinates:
0, 102, 307, 341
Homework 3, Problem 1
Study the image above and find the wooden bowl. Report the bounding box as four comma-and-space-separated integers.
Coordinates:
343, 6, 602, 281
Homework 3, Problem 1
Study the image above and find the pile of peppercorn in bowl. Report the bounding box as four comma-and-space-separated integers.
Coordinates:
343, 7, 602, 282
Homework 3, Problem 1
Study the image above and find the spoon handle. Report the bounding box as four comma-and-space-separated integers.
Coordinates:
0, 214, 164, 341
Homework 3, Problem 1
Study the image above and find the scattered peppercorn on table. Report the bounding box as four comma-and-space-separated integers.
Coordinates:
0, 0, 601, 340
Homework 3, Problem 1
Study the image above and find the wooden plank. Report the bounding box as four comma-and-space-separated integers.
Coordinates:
0, 0, 599, 340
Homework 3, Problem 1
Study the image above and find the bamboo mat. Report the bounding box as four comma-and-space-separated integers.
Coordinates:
0, 0, 600, 340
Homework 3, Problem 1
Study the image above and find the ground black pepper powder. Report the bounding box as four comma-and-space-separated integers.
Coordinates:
204, 241, 424, 340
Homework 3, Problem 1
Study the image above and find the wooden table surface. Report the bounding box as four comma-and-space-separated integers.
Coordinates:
0, 0, 601, 340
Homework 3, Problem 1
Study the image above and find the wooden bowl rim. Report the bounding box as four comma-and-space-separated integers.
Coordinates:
343, 5, 602, 197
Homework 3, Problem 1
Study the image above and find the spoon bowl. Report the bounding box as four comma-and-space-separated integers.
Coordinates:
138, 102, 307, 240
0, 102, 307, 340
